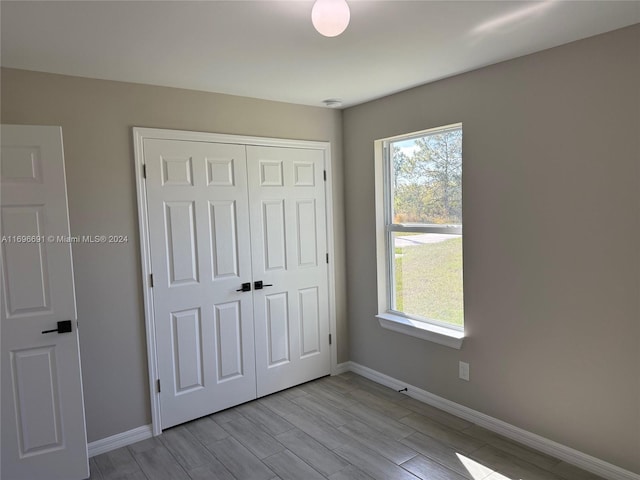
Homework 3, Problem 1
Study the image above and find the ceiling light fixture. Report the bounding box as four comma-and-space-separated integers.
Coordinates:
312, 0, 350, 37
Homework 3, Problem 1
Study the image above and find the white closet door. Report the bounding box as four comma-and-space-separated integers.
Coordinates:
1, 125, 88, 480
144, 139, 256, 429
247, 146, 330, 397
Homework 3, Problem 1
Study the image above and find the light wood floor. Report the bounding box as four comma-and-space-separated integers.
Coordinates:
89, 372, 603, 480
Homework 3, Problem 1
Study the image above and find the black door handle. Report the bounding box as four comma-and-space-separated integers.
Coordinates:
254, 281, 273, 290
236, 282, 251, 292
42, 320, 73, 334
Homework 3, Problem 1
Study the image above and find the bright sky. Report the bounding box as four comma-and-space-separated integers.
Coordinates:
394, 138, 418, 156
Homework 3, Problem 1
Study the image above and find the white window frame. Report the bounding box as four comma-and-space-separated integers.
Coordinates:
374, 124, 464, 349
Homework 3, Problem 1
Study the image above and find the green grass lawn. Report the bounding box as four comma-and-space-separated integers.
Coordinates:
394, 237, 463, 326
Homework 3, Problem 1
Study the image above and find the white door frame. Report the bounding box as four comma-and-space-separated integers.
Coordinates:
132, 127, 339, 436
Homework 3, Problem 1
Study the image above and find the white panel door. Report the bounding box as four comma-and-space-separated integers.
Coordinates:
1, 125, 88, 480
144, 139, 256, 429
247, 146, 330, 397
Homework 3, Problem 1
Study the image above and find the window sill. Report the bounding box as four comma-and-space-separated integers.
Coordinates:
376, 313, 464, 349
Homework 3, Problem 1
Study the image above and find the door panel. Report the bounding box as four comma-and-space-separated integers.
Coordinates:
265, 292, 290, 366
1, 145, 43, 183
296, 199, 318, 267
1, 125, 88, 480
11, 346, 64, 456
206, 157, 235, 186
161, 156, 193, 186
299, 287, 321, 357
164, 201, 199, 285
144, 139, 256, 429
262, 199, 287, 271
171, 308, 204, 393
247, 146, 330, 397
209, 201, 239, 278
214, 301, 244, 380
259, 160, 284, 186
1, 206, 51, 315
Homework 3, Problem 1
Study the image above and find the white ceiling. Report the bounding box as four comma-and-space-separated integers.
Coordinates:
1, 1, 638, 108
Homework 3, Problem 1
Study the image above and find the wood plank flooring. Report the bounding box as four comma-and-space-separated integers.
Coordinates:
89, 372, 604, 480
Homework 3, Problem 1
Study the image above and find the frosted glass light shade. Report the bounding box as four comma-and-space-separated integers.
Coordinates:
312, 0, 350, 37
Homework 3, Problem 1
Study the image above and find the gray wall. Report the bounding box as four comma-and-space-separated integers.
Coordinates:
343, 24, 639, 473
0, 69, 347, 443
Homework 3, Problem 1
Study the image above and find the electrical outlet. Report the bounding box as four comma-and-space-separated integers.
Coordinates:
459, 361, 470, 381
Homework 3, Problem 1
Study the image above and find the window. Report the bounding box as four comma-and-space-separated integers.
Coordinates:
375, 124, 464, 348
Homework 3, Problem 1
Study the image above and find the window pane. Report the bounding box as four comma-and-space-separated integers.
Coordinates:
390, 128, 462, 225
392, 232, 463, 326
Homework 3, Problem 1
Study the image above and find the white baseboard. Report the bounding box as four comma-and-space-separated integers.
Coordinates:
332, 361, 351, 375
88, 424, 153, 458
346, 361, 639, 480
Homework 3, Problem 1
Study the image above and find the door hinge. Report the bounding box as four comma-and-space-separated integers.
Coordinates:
157, 379, 161, 393
329, 333, 332, 345
142, 164, 147, 179
323, 170, 327, 181
149, 273, 154, 288
326, 253, 329, 264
